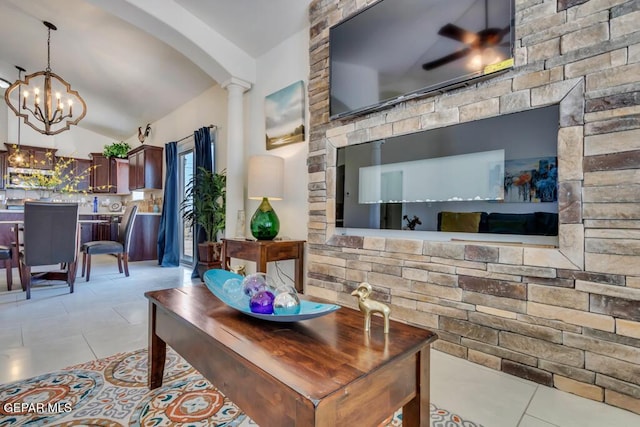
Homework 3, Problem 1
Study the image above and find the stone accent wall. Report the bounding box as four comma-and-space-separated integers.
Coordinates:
307, 0, 640, 415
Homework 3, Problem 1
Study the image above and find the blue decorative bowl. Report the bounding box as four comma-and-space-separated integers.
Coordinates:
203, 269, 340, 322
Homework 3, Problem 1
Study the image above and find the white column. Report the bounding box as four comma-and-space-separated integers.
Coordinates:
222, 77, 251, 240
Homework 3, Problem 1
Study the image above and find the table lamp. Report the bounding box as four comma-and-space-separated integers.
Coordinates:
248, 155, 284, 240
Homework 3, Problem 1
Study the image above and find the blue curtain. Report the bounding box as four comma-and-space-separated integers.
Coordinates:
157, 141, 179, 267
192, 127, 215, 278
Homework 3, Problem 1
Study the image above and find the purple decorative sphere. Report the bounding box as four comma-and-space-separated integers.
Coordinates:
249, 290, 275, 314
242, 273, 269, 297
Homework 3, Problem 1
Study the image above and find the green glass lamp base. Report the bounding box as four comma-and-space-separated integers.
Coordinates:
250, 197, 280, 240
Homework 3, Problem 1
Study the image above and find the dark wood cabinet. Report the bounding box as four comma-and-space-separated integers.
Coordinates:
128, 145, 163, 190
129, 214, 160, 261
4, 143, 55, 169
90, 153, 129, 194
54, 156, 92, 193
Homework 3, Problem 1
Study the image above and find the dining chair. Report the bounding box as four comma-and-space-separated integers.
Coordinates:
0, 245, 13, 290
81, 204, 138, 281
19, 202, 79, 299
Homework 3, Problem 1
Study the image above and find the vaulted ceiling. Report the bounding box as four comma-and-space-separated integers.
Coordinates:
0, 0, 311, 140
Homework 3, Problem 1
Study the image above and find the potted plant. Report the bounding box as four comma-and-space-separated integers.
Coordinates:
180, 167, 227, 265
103, 141, 131, 158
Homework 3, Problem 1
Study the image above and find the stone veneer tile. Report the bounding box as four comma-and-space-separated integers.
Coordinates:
559, 223, 585, 269
586, 352, 640, 386
362, 236, 385, 251
590, 294, 640, 322
554, 375, 604, 401
560, 22, 609, 54
456, 267, 521, 282
459, 98, 500, 122
584, 169, 640, 187
470, 311, 563, 343
564, 331, 640, 364
523, 247, 580, 270
577, 280, 640, 301
412, 281, 462, 301
597, 375, 640, 400
587, 63, 640, 92
628, 276, 640, 289
476, 305, 518, 319
464, 246, 499, 263
605, 389, 640, 415
585, 129, 640, 156
500, 90, 531, 113
488, 262, 557, 278
462, 338, 538, 366
566, 49, 628, 79
558, 126, 584, 181
531, 78, 583, 106
468, 349, 502, 370
463, 291, 527, 313
459, 276, 527, 300
440, 317, 498, 345
527, 301, 615, 331
529, 283, 589, 310
500, 331, 584, 367
423, 242, 465, 259
586, 253, 640, 276
611, 10, 640, 38
499, 246, 524, 265
503, 360, 554, 386
583, 149, 640, 172
539, 359, 596, 384
385, 238, 423, 254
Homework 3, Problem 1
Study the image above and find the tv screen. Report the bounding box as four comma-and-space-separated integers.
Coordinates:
329, 0, 514, 119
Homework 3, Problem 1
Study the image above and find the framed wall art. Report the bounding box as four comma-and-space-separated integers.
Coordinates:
504, 156, 558, 203
265, 80, 305, 150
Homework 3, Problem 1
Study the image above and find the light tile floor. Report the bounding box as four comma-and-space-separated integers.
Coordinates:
1, 256, 639, 427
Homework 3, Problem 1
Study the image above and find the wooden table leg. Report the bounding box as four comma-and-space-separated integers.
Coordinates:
294, 243, 303, 293
148, 302, 167, 389
401, 346, 430, 426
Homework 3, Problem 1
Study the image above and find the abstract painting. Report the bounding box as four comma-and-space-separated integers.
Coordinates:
504, 156, 557, 202
265, 80, 305, 150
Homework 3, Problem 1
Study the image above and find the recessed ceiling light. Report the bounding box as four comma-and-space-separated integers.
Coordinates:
0, 77, 11, 89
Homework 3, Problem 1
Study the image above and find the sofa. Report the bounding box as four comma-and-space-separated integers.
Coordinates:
437, 211, 558, 236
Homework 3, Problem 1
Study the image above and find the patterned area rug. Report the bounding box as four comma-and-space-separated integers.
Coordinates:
0, 348, 482, 426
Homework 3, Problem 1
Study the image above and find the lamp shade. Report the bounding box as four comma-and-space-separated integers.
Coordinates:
248, 155, 284, 200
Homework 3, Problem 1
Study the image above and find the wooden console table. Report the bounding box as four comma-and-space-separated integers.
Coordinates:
222, 238, 305, 292
146, 285, 437, 427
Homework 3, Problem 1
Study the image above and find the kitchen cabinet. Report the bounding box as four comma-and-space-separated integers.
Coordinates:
4, 143, 55, 169
90, 153, 129, 194
128, 214, 160, 261
55, 156, 92, 193
128, 145, 163, 190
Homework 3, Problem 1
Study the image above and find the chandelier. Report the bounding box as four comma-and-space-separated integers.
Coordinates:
4, 21, 86, 136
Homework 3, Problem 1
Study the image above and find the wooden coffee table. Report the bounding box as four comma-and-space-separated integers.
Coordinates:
146, 286, 437, 427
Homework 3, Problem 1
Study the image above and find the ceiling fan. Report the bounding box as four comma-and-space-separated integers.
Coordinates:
422, 0, 510, 71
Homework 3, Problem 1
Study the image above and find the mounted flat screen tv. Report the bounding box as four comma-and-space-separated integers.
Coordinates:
329, 0, 514, 119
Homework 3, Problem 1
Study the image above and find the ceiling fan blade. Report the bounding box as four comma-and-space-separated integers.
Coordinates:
438, 23, 478, 45
422, 47, 472, 70
498, 26, 511, 39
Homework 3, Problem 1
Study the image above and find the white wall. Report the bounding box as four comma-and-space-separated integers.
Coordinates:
245, 28, 310, 241
122, 84, 228, 171
242, 27, 310, 284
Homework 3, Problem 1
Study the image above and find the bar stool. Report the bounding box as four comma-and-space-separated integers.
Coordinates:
0, 245, 13, 290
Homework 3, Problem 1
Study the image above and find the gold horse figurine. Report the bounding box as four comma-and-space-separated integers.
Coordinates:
351, 282, 391, 333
